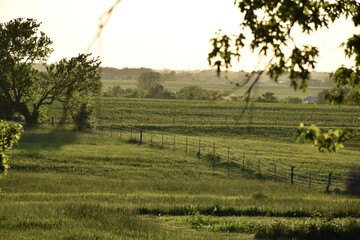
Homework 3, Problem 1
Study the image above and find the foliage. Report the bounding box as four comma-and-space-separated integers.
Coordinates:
103, 85, 123, 97
0, 18, 52, 124
70, 100, 95, 132
208, 1, 360, 152
209, 0, 360, 90
137, 71, 163, 90
0, 18, 101, 126
284, 96, 303, 104
0, 120, 23, 175
296, 123, 354, 153
317, 89, 332, 104
176, 86, 222, 100
145, 84, 176, 99
255, 92, 278, 103
46, 53, 101, 129
103, 84, 175, 99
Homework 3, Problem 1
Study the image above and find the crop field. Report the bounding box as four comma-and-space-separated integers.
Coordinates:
1, 127, 360, 239
101, 79, 326, 98
49, 98, 360, 130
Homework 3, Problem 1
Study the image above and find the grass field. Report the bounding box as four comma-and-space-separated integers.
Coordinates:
3, 96, 360, 239
1, 127, 360, 239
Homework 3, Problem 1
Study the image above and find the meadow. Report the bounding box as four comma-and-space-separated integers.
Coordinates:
1, 127, 360, 239
1, 97, 360, 239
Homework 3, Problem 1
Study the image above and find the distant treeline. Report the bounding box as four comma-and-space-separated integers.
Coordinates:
99, 67, 335, 87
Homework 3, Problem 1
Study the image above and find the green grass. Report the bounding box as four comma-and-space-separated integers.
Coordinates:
0, 127, 360, 239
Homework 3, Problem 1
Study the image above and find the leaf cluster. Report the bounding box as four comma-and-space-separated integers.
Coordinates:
208, 0, 360, 91
0, 120, 23, 175
296, 123, 353, 152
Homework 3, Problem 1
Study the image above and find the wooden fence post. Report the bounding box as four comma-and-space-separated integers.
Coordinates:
326, 173, 332, 193
130, 128, 133, 139
173, 135, 176, 150
227, 147, 230, 164
291, 166, 295, 185
274, 163, 277, 180
242, 152, 245, 169
198, 138, 201, 160
258, 158, 261, 174
213, 142, 216, 156
139, 129, 143, 145
150, 132, 153, 145
110, 125, 113, 137
309, 171, 312, 187
161, 133, 164, 148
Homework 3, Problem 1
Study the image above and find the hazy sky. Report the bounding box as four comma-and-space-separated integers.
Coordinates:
0, 0, 358, 72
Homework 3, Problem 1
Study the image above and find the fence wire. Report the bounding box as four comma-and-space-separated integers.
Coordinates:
97, 125, 360, 192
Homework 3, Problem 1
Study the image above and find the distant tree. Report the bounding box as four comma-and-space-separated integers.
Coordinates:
256, 92, 278, 103
208, 1, 360, 152
145, 84, 175, 99
161, 71, 176, 81
137, 71, 163, 90
0, 18, 101, 127
284, 96, 303, 104
0, 120, 23, 175
177, 86, 208, 100
103, 85, 123, 97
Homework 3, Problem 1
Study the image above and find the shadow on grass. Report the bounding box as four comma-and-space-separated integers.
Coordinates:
18, 126, 79, 150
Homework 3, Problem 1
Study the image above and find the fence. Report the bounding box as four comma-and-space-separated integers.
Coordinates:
97, 125, 359, 193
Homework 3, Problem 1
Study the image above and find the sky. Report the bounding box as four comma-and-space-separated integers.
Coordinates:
0, 0, 358, 72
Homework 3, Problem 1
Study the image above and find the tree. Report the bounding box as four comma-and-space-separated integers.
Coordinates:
208, 0, 360, 152
284, 96, 303, 104
103, 85, 123, 97
0, 120, 22, 175
0, 18, 52, 124
256, 92, 278, 103
177, 86, 208, 100
137, 71, 163, 90
46, 53, 101, 129
0, 18, 101, 126
145, 84, 175, 99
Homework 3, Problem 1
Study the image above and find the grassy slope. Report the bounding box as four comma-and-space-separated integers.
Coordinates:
0, 127, 360, 239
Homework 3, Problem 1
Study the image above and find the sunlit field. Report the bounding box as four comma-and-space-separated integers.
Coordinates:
1, 122, 359, 239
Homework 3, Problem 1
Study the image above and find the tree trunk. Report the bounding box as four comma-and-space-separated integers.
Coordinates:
17, 103, 39, 125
